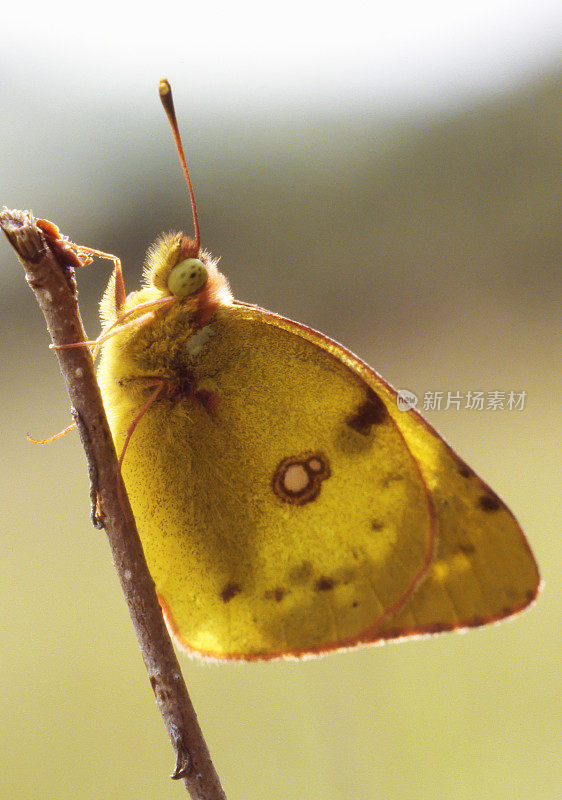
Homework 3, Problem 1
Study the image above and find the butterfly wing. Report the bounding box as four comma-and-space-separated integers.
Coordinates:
244, 305, 540, 644
99, 302, 539, 659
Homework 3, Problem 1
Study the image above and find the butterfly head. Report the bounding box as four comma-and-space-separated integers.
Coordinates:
165, 234, 207, 298
143, 231, 232, 315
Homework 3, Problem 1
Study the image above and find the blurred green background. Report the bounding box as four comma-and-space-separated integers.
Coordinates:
1, 4, 560, 799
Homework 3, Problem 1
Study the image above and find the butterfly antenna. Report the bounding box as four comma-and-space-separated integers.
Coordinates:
159, 77, 200, 250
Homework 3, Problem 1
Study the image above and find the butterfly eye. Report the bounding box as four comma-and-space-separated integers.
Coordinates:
167, 258, 208, 297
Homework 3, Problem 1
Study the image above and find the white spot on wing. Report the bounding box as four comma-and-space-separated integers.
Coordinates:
186, 325, 215, 357
284, 464, 309, 493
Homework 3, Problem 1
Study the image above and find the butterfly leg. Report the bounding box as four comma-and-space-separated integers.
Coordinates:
36, 217, 126, 309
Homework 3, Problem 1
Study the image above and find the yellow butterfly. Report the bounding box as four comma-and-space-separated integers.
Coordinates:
90, 79, 539, 660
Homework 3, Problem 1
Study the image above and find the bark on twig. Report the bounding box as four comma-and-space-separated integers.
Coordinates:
1, 208, 226, 800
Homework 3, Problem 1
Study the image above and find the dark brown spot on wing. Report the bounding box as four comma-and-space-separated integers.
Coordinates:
371, 520, 384, 531
479, 493, 502, 512
221, 582, 241, 602
156, 372, 220, 415
315, 576, 335, 591
194, 388, 220, 414
346, 388, 388, 435
272, 452, 330, 505
458, 462, 473, 479
265, 587, 287, 603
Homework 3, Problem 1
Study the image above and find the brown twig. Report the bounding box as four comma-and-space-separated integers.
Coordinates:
1, 208, 227, 800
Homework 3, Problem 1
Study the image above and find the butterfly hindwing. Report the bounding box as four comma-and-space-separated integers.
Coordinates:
251, 306, 540, 643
